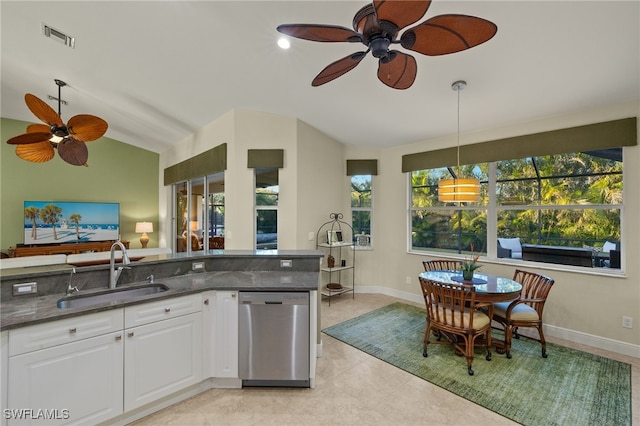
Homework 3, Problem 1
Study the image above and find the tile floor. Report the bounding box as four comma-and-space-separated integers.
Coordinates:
131, 293, 639, 426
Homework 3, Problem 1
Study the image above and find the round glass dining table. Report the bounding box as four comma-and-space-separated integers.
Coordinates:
418, 270, 522, 303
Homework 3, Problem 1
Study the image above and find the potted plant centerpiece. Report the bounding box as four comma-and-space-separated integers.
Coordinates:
461, 253, 481, 281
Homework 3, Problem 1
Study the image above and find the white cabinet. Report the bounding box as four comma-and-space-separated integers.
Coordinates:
212, 291, 238, 378
124, 312, 202, 411
123, 294, 202, 412
7, 311, 124, 426
1, 331, 8, 426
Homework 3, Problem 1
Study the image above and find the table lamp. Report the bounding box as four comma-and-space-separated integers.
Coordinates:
135, 222, 153, 248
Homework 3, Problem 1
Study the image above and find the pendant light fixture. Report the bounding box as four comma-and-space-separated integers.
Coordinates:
438, 80, 480, 203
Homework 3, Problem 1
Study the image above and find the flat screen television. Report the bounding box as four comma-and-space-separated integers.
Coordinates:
23, 201, 120, 245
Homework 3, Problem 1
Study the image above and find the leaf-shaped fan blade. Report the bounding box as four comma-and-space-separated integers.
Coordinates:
57, 138, 89, 166
277, 24, 363, 43
67, 114, 108, 142
6, 132, 52, 145
16, 141, 55, 163
374, 0, 431, 32
401, 14, 498, 56
312, 52, 367, 87
377, 51, 417, 90
26, 124, 52, 134
24, 94, 63, 127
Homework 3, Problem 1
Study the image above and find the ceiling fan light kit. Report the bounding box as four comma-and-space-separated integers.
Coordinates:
277, 0, 497, 89
438, 80, 480, 203
6, 79, 108, 166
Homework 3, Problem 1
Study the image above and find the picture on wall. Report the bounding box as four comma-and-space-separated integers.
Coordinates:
23, 201, 120, 245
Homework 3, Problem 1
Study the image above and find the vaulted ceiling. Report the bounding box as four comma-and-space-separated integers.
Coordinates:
1, 1, 638, 154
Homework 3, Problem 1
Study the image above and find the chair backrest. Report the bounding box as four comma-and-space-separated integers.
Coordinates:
512, 269, 555, 316
423, 259, 462, 272
419, 277, 479, 330
209, 236, 225, 249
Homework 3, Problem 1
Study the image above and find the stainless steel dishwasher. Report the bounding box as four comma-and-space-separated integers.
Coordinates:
238, 291, 310, 387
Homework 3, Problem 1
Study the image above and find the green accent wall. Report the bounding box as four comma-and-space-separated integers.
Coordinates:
1, 118, 160, 253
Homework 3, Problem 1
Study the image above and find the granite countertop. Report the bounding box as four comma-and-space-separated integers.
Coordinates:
1, 270, 319, 331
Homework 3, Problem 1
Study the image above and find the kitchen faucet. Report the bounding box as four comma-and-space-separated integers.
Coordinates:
109, 241, 131, 289
66, 267, 79, 295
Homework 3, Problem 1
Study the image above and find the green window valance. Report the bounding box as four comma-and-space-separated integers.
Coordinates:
164, 143, 227, 185
346, 159, 378, 175
247, 149, 284, 168
401, 118, 637, 172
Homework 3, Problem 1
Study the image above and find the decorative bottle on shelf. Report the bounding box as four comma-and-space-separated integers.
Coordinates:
327, 254, 335, 268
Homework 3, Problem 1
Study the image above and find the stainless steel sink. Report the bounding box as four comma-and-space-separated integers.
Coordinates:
57, 284, 169, 309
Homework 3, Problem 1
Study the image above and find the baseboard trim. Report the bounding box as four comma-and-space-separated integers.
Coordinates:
353, 286, 640, 359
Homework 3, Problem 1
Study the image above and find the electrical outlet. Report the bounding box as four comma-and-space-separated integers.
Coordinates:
280, 259, 292, 268
192, 261, 205, 272
406, 276, 412, 285
308, 232, 315, 241
622, 316, 633, 329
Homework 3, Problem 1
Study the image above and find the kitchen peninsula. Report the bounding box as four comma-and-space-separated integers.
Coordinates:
0, 250, 322, 426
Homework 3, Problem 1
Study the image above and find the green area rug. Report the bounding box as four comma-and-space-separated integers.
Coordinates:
322, 302, 631, 426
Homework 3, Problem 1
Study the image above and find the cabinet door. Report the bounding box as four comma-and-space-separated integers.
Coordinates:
124, 312, 202, 412
213, 291, 238, 378
7, 332, 123, 426
201, 291, 214, 378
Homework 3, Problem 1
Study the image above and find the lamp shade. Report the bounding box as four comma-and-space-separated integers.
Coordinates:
438, 178, 481, 203
135, 222, 153, 233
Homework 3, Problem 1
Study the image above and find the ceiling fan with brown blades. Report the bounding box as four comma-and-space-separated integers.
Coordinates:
277, 0, 497, 89
6, 79, 108, 166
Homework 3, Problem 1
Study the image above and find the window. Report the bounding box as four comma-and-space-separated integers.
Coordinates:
411, 164, 488, 256
173, 173, 225, 253
256, 168, 278, 250
351, 175, 372, 247
410, 149, 623, 269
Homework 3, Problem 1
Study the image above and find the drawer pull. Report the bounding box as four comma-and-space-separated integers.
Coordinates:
69, 328, 77, 334
165, 307, 171, 313
115, 335, 122, 341
128, 332, 134, 338
232, 293, 236, 298
204, 298, 209, 305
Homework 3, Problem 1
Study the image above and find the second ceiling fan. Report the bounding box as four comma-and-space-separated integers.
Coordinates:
277, 0, 497, 89
6, 79, 108, 166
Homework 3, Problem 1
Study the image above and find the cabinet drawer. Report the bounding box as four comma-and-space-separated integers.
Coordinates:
124, 294, 200, 328
8, 309, 124, 356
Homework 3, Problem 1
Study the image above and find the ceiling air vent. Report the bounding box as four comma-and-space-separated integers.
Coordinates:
42, 23, 75, 49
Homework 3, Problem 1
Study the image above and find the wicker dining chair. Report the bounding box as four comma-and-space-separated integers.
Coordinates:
419, 276, 492, 376
492, 269, 555, 358
422, 259, 462, 272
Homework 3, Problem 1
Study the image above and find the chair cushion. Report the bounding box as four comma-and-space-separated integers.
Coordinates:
498, 238, 522, 259
433, 305, 491, 329
602, 241, 617, 253
493, 301, 539, 321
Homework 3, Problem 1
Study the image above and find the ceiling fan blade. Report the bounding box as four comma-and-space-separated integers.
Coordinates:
311, 51, 367, 87
57, 138, 89, 166
67, 114, 108, 142
24, 94, 63, 127
277, 24, 363, 43
15, 141, 55, 163
374, 0, 431, 32
26, 123, 52, 134
377, 51, 417, 90
6, 132, 52, 145
401, 14, 498, 56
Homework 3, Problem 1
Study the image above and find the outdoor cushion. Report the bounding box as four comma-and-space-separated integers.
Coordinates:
498, 237, 523, 259
602, 241, 617, 253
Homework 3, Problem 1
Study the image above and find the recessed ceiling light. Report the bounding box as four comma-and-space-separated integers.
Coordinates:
277, 37, 290, 49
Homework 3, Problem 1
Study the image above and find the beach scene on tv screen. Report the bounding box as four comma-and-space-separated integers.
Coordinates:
24, 201, 120, 245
